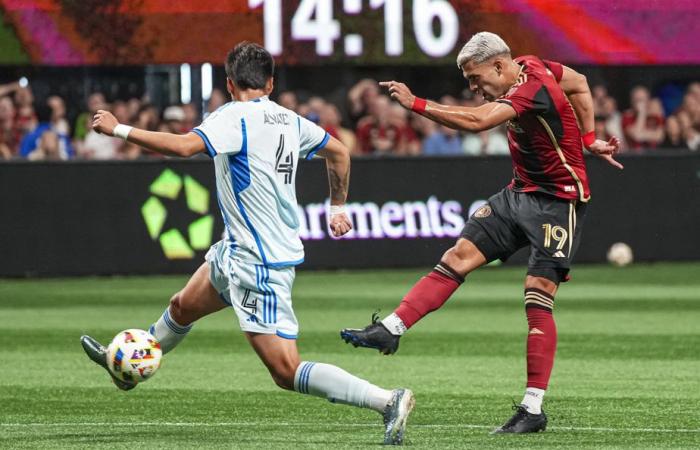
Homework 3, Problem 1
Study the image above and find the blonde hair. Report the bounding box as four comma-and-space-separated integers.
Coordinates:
456, 32, 510, 68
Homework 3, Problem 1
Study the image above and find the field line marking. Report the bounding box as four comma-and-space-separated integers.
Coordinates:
1, 422, 699, 433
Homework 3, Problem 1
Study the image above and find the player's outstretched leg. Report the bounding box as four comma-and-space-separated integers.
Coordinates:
247, 332, 415, 445
493, 276, 557, 434
80, 262, 226, 390
341, 238, 485, 354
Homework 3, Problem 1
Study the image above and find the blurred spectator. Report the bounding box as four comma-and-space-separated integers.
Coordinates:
27, 130, 67, 161
74, 92, 106, 140
14, 86, 37, 136
594, 115, 611, 142
661, 115, 689, 150
0, 96, 20, 159
305, 96, 325, 124
389, 104, 420, 155
126, 97, 142, 121
160, 106, 186, 134
47, 96, 70, 136
591, 84, 608, 113
348, 79, 379, 125
277, 91, 298, 113
181, 103, 197, 131
20, 101, 73, 159
599, 96, 627, 150
205, 88, 227, 119
677, 111, 700, 151
112, 100, 130, 124
80, 128, 122, 160
622, 86, 664, 152
319, 103, 357, 154
135, 104, 160, 131
423, 123, 462, 156
356, 96, 402, 155
0, 80, 22, 98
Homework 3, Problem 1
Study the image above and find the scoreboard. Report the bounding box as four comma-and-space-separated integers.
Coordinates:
250, 0, 460, 60
0, 0, 698, 65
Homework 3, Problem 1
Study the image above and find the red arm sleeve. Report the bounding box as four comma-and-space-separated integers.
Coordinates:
542, 59, 563, 82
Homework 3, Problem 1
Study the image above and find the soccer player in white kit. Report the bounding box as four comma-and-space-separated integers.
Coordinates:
80, 42, 414, 445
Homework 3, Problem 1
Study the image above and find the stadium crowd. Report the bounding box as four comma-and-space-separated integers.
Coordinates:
1, 78, 699, 161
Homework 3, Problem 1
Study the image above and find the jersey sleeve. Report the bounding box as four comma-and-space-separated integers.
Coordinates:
192, 105, 242, 157
542, 59, 563, 82
297, 115, 330, 160
496, 79, 550, 117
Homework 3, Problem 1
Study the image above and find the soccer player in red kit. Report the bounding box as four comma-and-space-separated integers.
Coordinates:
340, 32, 622, 433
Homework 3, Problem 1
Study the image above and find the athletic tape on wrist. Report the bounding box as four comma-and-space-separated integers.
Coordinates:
582, 131, 596, 149
113, 124, 133, 140
329, 205, 346, 216
411, 97, 427, 113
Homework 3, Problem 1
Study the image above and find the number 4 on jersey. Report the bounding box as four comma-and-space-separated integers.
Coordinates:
275, 134, 293, 184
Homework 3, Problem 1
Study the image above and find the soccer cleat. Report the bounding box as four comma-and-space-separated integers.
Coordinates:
340, 313, 400, 355
80, 335, 137, 391
382, 388, 415, 445
491, 404, 547, 434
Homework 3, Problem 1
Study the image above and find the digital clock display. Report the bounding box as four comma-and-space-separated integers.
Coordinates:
1, 0, 698, 66
249, 0, 461, 63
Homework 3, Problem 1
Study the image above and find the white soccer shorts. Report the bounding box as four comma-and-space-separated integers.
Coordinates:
205, 240, 298, 339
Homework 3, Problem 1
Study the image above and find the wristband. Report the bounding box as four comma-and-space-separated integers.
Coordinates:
329, 205, 346, 216
113, 124, 133, 140
411, 97, 427, 113
582, 131, 596, 149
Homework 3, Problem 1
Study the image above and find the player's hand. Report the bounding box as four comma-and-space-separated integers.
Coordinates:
379, 81, 415, 110
92, 110, 118, 136
588, 136, 623, 170
329, 212, 353, 237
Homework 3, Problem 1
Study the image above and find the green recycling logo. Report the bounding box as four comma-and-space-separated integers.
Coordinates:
141, 169, 214, 259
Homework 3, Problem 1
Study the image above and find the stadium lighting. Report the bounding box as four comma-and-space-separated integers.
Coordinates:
201, 63, 213, 101
180, 63, 191, 104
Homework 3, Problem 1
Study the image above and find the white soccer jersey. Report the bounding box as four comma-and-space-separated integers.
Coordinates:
193, 96, 330, 268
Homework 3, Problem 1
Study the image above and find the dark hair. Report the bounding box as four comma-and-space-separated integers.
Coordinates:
225, 42, 274, 90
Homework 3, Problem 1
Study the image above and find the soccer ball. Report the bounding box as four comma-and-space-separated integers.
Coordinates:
106, 329, 162, 383
607, 242, 633, 267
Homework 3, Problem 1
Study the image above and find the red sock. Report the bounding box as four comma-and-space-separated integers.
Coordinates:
394, 263, 464, 329
524, 288, 557, 390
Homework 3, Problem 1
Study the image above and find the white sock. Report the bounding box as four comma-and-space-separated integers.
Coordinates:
381, 313, 407, 336
294, 361, 393, 413
521, 387, 545, 414
148, 307, 192, 354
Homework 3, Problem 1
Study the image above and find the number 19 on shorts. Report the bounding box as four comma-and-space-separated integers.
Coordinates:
542, 224, 568, 250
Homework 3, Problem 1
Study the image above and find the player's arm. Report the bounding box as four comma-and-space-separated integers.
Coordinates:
380, 80, 515, 132
557, 66, 624, 169
92, 110, 205, 157
558, 66, 595, 136
315, 136, 352, 237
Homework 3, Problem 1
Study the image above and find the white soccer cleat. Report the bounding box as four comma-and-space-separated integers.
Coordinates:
382, 388, 415, 445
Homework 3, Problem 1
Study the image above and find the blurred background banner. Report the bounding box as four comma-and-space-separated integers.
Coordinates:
1, 0, 699, 66
2, 154, 698, 276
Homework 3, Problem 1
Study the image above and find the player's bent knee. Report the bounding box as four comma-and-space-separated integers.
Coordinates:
441, 239, 485, 275
525, 275, 558, 295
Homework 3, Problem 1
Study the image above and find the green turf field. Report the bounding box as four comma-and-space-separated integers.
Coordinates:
1, 263, 700, 449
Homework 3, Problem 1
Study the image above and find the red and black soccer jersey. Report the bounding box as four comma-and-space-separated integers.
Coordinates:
496, 55, 590, 202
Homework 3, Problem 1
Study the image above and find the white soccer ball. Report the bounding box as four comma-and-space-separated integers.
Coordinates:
106, 329, 162, 383
607, 242, 633, 267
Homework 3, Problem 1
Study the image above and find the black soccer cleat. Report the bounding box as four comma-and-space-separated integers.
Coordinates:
340, 313, 400, 355
80, 335, 137, 391
491, 404, 547, 434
